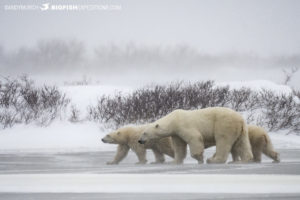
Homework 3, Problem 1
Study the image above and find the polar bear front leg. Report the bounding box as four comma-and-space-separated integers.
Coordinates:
134, 148, 147, 164
207, 139, 232, 164
170, 135, 187, 164
107, 144, 130, 165
151, 148, 165, 164
187, 135, 205, 164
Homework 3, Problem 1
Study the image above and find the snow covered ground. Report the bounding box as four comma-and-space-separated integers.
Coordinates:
0, 80, 299, 152
217, 80, 294, 95
0, 121, 299, 152
61, 84, 134, 112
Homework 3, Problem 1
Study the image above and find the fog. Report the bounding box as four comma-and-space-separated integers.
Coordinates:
0, 0, 299, 87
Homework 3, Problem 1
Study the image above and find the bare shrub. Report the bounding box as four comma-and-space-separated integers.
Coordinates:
293, 89, 300, 99
282, 67, 299, 85
88, 81, 237, 128
88, 81, 300, 133
258, 90, 300, 132
69, 104, 80, 123
228, 88, 252, 111
64, 75, 93, 86
0, 76, 70, 128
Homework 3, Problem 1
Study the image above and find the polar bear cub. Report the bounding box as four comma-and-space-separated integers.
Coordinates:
231, 125, 280, 163
101, 125, 174, 164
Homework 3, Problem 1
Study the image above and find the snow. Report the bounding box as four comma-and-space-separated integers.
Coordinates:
0, 80, 299, 152
0, 174, 299, 193
0, 121, 114, 152
217, 80, 293, 95
0, 121, 299, 152
61, 85, 134, 113
269, 131, 300, 149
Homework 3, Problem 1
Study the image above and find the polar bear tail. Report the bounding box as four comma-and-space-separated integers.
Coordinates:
235, 122, 254, 162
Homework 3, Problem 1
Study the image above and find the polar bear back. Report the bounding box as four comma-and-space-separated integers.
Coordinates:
157, 107, 245, 143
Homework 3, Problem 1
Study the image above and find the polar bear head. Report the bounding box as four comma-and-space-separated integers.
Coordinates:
138, 123, 168, 144
101, 127, 129, 144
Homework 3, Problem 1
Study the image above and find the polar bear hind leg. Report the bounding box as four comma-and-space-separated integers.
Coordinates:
230, 123, 253, 163
262, 136, 280, 163
231, 143, 241, 162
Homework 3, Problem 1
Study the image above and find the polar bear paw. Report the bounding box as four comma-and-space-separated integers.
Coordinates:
135, 160, 147, 165
106, 161, 118, 165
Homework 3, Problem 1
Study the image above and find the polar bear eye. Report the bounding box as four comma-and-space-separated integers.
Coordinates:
117, 132, 121, 135
155, 124, 159, 128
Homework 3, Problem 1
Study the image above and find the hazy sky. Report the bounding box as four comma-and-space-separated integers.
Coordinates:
0, 0, 300, 88
1, 0, 300, 56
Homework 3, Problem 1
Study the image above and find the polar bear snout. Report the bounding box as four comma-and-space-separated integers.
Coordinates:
138, 133, 148, 144
101, 138, 108, 143
101, 135, 115, 144
138, 139, 146, 144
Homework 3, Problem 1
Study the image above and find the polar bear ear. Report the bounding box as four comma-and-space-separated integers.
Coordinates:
155, 124, 159, 128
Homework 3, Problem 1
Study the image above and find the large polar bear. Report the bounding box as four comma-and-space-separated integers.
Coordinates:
101, 125, 174, 164
138, 107, 253, 164
231, 125, 280, 163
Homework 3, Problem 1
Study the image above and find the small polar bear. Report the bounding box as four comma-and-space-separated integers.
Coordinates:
231, 125, 280, 163
101, 125, 174, 164
138, 107, 253, 164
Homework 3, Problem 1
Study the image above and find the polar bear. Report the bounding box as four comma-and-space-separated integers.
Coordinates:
101, 125, 174, 164
138, 107, 253, 164
231, 125, 280, 163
